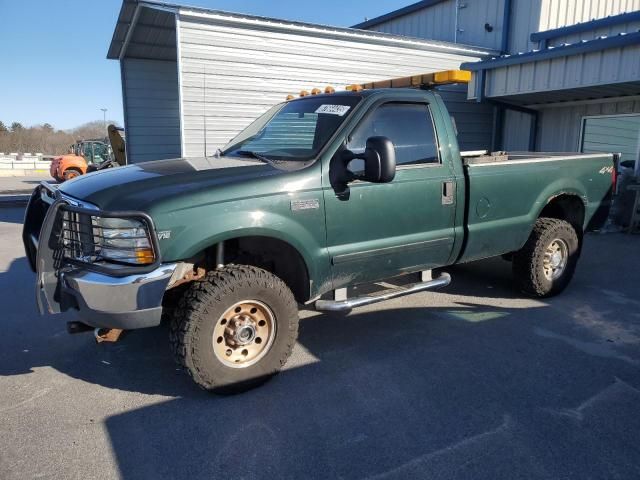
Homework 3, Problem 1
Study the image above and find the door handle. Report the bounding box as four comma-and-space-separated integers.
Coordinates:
442, 181, 455, 205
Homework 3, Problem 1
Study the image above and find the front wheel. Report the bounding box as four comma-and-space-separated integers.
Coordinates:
169, 265, 299, 393
512, 218, 580, 298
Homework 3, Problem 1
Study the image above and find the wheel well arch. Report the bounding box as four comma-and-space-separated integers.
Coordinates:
201, 236, 311, 304
539, 193, 586, 236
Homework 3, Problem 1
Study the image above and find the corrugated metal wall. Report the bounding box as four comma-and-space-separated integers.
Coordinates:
535, 97, 640, 151
502, 110, 533, 150
436, 84, 495, 151
509, 0, 640, 53
360, 0, 640, 53
177, 12, 488, 156
364, 0, 506, 51
456, 0, 506, 51
122, 58, 181, 162
366, 0, 456, 42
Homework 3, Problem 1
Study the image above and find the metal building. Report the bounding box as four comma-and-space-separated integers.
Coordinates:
355, 1, 640, 160
107, 0, 494, 163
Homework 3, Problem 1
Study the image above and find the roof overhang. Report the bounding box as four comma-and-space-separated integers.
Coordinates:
461, 31, 640, 106
108, 0, 496, 61
108, 1, 178, 60
530, 10, 640, 47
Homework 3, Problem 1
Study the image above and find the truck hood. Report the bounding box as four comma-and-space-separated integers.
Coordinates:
58, 156, 280, 210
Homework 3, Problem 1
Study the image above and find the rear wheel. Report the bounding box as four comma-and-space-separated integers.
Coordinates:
62, 168, 82, 181
169, 265, 299, 393
512, 218, 580, 297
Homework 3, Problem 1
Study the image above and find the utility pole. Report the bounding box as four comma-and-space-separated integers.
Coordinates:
100, 108, 107, 136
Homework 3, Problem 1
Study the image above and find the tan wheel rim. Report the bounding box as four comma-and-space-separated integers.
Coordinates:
212, 300, 276, 368
543, 238, 568, 281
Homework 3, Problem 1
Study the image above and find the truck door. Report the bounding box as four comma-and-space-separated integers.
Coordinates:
324, 99, 457, 287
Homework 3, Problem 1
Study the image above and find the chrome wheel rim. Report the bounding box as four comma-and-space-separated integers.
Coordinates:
543, 238, 568, 281
212, 300, 276, 369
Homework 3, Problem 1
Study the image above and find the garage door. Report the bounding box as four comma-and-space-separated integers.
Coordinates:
581, 114, 640, 171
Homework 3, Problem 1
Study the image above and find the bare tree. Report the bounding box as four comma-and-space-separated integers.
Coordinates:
0, 120, 121, 155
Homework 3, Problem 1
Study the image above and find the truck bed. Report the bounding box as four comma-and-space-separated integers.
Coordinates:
457, 150, 615, 264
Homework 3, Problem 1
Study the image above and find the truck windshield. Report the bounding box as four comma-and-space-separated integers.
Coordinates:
222, 96, 361, 164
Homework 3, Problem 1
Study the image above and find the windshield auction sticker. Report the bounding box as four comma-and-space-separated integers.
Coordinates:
315, 104, 351, 116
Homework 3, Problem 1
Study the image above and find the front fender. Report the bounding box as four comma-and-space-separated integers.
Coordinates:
155, 197, 331, 296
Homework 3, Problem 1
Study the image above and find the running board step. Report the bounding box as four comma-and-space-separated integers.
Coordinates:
315, 272, 451, 312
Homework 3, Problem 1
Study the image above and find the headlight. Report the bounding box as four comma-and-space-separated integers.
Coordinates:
94, 217, 156, 265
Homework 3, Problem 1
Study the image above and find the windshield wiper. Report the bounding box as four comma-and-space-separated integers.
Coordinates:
235, 150, 279, 166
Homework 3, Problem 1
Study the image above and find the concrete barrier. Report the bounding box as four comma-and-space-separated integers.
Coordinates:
0, 160, 51, 176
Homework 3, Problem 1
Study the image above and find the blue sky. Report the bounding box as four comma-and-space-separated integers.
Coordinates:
0, 0, 411, 130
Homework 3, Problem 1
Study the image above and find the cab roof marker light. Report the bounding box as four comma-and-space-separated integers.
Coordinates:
348, 69, 471, 92
346, 84, 363, 92
433, 69, 472, 84
311, 88, 322, 95
286, 94, 295, 101
300, 90, 309, 97
325, 86, 335, 94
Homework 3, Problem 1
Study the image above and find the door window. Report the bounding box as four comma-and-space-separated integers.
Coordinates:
347, 102, 439, 172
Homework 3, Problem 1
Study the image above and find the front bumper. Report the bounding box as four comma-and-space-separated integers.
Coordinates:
59, 264, 177, 329
24, 182, 177, 330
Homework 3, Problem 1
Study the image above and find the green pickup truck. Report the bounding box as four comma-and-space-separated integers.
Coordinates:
23, 85, 616, 392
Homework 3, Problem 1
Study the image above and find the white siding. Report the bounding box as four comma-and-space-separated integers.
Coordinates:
177, 11, 488, 156
122, 58, 181, 162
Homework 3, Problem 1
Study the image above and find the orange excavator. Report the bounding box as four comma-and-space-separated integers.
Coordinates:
50, 125, 126, 182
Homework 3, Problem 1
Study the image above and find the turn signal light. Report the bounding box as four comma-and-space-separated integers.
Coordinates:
135, 248, 156, 265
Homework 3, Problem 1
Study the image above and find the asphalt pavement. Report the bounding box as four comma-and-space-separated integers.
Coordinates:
1, 205, 640, 479
0, 175, 55, 206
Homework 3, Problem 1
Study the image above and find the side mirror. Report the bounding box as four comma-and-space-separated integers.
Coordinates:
343, 136, 396, 184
